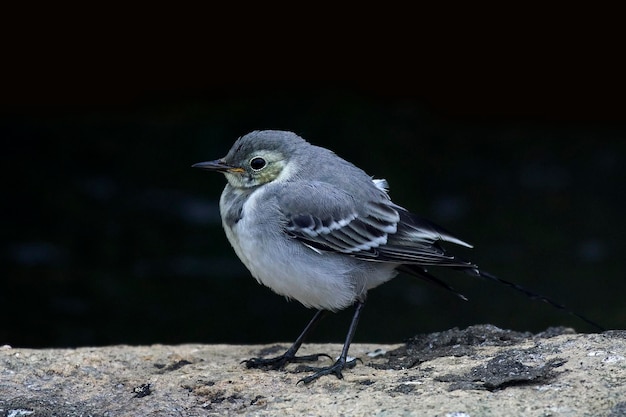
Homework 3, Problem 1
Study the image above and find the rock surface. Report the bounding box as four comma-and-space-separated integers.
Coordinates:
1, 325, 624, 417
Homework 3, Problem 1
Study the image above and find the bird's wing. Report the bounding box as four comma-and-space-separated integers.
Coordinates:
275, 180, 473, 267
276, 180, 397, 257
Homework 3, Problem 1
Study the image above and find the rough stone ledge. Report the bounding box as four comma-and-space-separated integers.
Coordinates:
1, 325, 624, 417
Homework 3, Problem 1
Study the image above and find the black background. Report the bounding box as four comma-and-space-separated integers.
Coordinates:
2, 12, 624, 348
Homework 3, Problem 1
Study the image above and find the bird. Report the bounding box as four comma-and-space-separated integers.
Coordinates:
192, 130, 602, 384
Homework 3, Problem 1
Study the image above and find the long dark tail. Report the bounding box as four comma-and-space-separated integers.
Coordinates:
398, 265, 469, 301
472, 268, 604, 331
400, 264, 605, 331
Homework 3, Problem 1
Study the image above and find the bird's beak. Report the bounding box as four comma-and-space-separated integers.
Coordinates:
192, 159, 245, 173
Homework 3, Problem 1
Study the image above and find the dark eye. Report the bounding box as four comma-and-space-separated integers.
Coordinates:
249, 157, 266, 170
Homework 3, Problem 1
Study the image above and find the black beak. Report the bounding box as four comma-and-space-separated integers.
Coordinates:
191, 159, 244, 173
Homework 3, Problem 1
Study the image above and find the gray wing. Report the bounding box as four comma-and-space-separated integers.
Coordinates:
275, 180, 473, 267
277, 180, 397, 257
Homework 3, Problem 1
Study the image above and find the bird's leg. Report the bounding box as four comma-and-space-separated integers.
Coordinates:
242, 309, 331, 370
296, 300, 365, 384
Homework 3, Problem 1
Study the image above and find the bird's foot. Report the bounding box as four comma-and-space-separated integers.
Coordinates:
242, 352, 332, 371
295, 357, 360, 384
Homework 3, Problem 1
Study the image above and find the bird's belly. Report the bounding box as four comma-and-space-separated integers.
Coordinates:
228, 218, 360, 310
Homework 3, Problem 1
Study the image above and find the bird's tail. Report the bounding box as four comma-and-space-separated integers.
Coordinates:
398, 265, 469, 301
400, 264, 605, 331
471, 268, 605, 331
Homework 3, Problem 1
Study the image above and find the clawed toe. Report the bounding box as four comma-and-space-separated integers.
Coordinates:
241, 356, 287, 370
296, 357, 360, 384
242, 353, 332, 370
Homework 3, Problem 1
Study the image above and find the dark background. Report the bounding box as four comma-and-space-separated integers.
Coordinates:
2, 15, 624, 348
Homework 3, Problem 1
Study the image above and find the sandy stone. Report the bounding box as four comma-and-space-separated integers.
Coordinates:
1, 325, 624, 416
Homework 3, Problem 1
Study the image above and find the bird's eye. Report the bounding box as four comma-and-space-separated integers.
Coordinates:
249, 157, 267, 171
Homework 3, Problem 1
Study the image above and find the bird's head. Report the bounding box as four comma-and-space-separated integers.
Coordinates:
193, 130, 307, 189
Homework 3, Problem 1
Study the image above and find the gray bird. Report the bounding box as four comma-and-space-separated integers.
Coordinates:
193, 130, 601, 384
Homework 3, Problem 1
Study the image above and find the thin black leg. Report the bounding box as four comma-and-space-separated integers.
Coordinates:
297, 300, 365, 384
243, 309, 331, 370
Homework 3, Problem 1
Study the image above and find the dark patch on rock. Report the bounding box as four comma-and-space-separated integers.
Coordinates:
132, 383, 152, 398
207, 392, 244, 405
181, 379, 215, 393
250, 395, 266, 405
154, 359, 192, 373
533, 326, 576, 338
372, 324, 573, 370
436, 349, 566, 391
604, 330, 626, 339
390, 383, 416, 394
